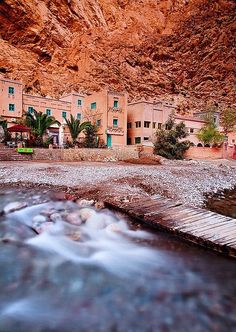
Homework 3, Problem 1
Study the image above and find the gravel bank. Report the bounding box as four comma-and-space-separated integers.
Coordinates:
0, 160, 236, 207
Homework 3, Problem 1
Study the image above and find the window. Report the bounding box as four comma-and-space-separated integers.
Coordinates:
232, 139, 235, 144
190, 128, 194, 133
77, 113, 81, 120
127, 137, 131, 145
153, 122, 156, 129
127, 122, 132, 129
158, 123, 162, 129
9, 104, 15, 112
114, 100, 118, 109
135, 121, 141, 128
8, 87, 14, 94
113, 118, 118, 127
62, 111, 67, 118
135, 137, 141, 144
28, 106, 34, 113
91, 102, 97, 110
144, 121, 150, 128
96, 119, 101, 127
46, 109, 51, 116
78, 99, 82, 106
144, 137, 149, 141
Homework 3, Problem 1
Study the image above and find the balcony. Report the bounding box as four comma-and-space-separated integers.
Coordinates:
108, 107, 123, 113
106, 126, 124, 135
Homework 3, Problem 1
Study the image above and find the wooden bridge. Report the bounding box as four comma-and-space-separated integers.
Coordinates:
106, 195, 236, 258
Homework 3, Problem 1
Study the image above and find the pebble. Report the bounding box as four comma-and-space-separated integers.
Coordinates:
79, 208, 96, 222
77, 199, 95, 207
66, 211, 82, 225
50, 213, 62, 222
3, 201, 27, 214
95, 201, 105, 209
32, 215, 47, 224
33, 222, 54, 234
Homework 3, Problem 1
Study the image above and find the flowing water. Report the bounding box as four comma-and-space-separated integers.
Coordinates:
0, 189, 236, 332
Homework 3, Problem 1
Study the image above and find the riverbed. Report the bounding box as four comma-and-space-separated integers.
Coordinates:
0, 188, 236, 331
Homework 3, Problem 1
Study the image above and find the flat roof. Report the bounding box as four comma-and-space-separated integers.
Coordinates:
0, 77, 22, 85
175, 115, 206, 123
23, 93, 71, 104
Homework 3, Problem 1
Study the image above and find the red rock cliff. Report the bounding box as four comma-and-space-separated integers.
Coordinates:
0, 0, 235, 112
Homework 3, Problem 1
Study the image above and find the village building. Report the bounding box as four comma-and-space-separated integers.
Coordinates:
0, 77, 127, 147
127, 100, 206, 146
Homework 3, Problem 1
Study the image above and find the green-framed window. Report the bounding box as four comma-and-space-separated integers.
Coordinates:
46, 109, 51, 116
114, 100, 118, 108
62, 111, 67, 118
113, 118, 118, 127
77, 113, 81, 120
91, 102, 97, 110
78, 99, 82, 106
135, 137, 141, 144
127, 122, 132, 129
28, 106, 34, 114
9, 104, 15, 112
8, 87, 14, 94
96, 119, 101, 127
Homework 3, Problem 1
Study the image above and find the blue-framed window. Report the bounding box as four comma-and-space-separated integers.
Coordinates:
62, 111, 67, 118
113, 118, 118, 127
78, 99, 82, 106
8, 87, 14, 94
96, 119, 101, 127
28, 106, 34, 114
114, 100, 118, 108
91, 102, 97, 110
46, 109, 51, 116
9, 104, 15, 112
77, 113, 81, 120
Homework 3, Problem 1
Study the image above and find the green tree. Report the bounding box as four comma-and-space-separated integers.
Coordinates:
65, 114, 91, 145
83, 124, 98, 148
0, 118, 11, 142
24, 109, 60, 146
197, 115, 224, 146
220, 107, 236, 136
154, 116, 190, 159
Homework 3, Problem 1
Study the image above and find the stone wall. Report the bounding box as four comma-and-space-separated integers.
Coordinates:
185, 147, 223, 160
32, 146, 139, 162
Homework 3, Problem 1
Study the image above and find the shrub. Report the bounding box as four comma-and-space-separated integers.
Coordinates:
153, 116, 190, 159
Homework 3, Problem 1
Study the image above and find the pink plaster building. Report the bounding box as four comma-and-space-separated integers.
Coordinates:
127, 100, 206, 146
0, 77, 23, 124
84, 89, 128, 147
0, 77, 128, 147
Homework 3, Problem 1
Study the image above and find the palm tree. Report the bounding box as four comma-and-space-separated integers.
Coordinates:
24, 109, 60, 145
65, 114, 91, 145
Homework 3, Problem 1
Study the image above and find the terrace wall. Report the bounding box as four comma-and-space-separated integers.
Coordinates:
185, 147, 223, 160
32, 146, 139, 162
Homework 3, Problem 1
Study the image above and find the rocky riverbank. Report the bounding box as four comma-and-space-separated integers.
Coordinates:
0, 160, 236, 208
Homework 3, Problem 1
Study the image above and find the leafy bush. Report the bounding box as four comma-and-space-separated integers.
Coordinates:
197, 113, 224, 146
153, 116, 190, 159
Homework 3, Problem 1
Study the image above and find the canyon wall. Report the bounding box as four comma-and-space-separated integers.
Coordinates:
0, 0, 235, 113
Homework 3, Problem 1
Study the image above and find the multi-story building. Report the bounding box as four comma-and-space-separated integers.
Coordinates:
127, 100, 206, 146
84, 89, 127, 147
0, 76, 128, 147
0, 77, 23, 123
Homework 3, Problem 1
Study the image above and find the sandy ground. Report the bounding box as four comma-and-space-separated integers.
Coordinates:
0, 159, 236, 208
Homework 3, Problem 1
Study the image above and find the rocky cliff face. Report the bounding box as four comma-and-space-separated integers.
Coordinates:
0, 0, 235, 112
